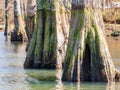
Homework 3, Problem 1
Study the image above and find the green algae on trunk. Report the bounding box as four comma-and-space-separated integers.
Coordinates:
24, 27, 38, 68
62, 9, 85, 82
25, 0, 36, 50
24, 0, 57, 69
62, 7, 116, 82
42, 10, 57, 68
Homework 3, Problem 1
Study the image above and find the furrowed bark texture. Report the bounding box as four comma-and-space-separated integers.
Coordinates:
11, 0, 27, 42
62, 0, 117, 82
55, 0, 71, 69
24, 0, 57, 69
24, 0, 70, 69
4, 0, 10, 36
24, 0, 120, 82
25, 0, 36, 51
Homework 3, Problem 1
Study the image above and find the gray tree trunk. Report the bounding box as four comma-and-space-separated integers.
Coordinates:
62, 0, 120, 82
25, 0, 36, 51
24, 0, 57, 68
24, 0, 120, 82
11, 0, 27, 42
25, 0, 36, 42
24, 0, 70, 69
4, 0, 10, 36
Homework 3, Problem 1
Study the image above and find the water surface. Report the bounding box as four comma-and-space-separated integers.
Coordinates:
0, 32, 120, 90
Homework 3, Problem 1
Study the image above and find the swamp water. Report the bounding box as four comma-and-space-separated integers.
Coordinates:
0, 32, 120, 90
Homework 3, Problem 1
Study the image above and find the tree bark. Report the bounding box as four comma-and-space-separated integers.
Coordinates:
24, 0, 120, 82
25, 0, 36, 51
55, 0, 71, 69
24, 0, 57, 69
20, 0, 27, 20
24, 0, 71, 69
4, 0, 10, 36
11, 0, 27, 42
62, 0, 119, 82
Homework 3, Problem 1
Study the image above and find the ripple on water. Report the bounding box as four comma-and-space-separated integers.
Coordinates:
0, 32, 30, 90
0, 32, 120, 90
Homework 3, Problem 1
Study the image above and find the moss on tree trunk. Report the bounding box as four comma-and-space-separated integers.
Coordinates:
62, 1, 119, 82
24, 0, 57, 69
24, 0, 120, 82
24, 0, 71, 69
25, 0, 36, 50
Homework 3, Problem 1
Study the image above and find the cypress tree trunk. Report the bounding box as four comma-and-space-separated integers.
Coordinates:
24, 0, 120, 82
56, 0, 71, 69
20, 0, 24, 18
20, 0, 27, 20
4, 0, 10, 36
24, 0, 71, 69
25, 0, 36, 51
62, 0, 120, 82
11, 0, 27, 42
24, 0, 57, 69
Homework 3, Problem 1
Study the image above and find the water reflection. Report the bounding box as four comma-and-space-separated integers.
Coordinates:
0, 32, 30, 90
0, 31, 120, 90
56, 68, 63, 90
106, 82, 115, 90
55, 65, 115, 90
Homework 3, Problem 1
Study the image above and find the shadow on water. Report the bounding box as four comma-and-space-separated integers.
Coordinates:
1, 32, 120, 90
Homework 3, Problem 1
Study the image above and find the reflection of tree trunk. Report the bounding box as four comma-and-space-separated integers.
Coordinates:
56, 67, 63, 90
62, 0, 120, 82
4, 0, 9, 36
106, 82, 115, 90
11, 0, 27, 42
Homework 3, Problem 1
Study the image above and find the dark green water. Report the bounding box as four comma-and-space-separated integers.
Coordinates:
0, 32, 120, 90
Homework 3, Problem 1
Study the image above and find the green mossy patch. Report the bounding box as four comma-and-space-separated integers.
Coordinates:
37, 0, 54, 10
26, 70, 56, 81
64, 9, 84, 68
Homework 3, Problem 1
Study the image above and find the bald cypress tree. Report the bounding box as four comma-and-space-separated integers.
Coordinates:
25, 0, 36, 51
4, 0, 10, 36
24, 0, 57, 68
24, 0, 120, 82
62, 0, 120, 82
24, 0, 70, 69
11, 0, 27, 42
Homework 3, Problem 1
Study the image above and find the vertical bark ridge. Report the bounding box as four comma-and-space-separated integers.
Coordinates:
62, 1, 116, 81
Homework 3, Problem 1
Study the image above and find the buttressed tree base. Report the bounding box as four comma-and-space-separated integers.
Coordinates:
62, 0, 120, 82
11, 0, 27, 42
24, 0, 120, 82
